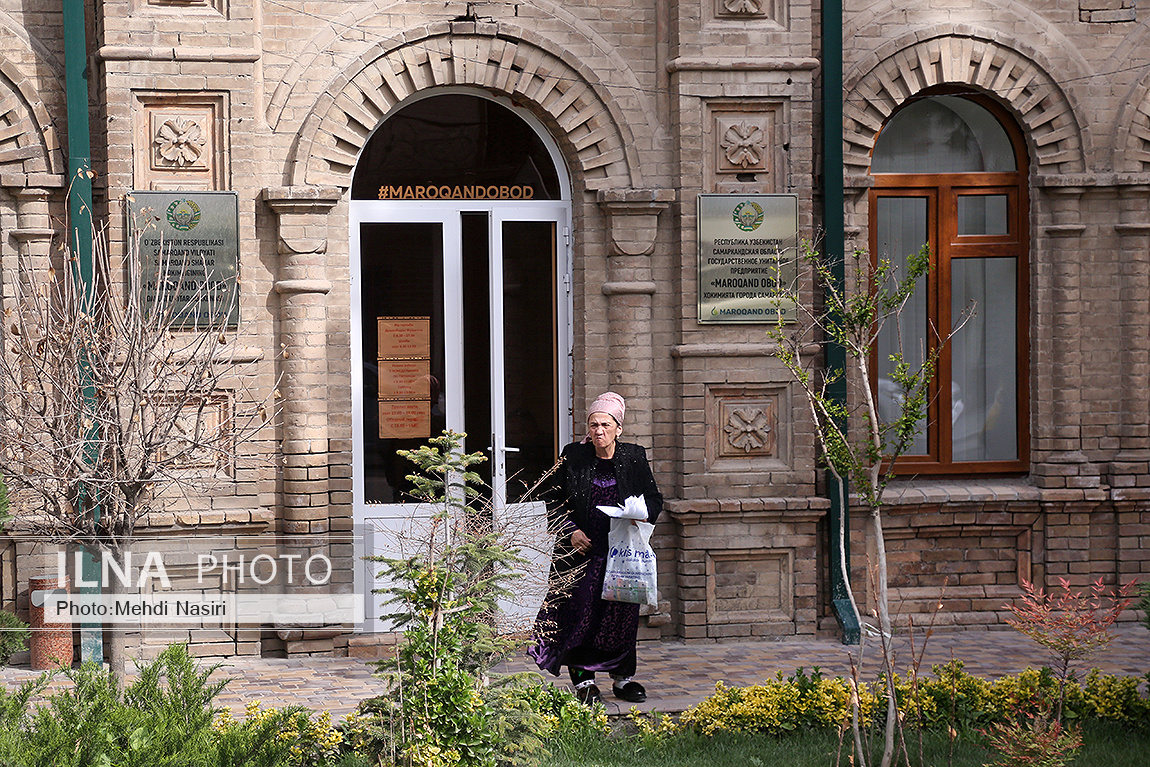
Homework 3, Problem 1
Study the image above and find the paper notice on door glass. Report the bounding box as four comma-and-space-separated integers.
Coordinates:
377, 316, 432, 439
378, 317, 430, 357
378, 400, 432, 439
378, 359, 431, 399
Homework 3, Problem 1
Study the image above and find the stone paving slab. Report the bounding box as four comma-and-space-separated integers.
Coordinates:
2, 627, 1147, 719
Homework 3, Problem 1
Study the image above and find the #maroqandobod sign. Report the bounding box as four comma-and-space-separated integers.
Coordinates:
129, 191, 240, 328
697, 194, 799, 324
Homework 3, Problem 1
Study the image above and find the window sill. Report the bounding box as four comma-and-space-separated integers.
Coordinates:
876, 479, 1107, 507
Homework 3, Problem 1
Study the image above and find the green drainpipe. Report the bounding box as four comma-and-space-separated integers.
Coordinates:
821, 0, 859, 645
62, 0, 102, 664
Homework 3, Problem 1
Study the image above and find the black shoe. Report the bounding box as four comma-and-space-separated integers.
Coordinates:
576, 683, 601, 706
612, 680, 646, 703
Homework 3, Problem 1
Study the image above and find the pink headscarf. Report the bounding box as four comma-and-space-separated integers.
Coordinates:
586, 391, 626, 437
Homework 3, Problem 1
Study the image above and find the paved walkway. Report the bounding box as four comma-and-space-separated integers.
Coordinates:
2, 626, 1147, 718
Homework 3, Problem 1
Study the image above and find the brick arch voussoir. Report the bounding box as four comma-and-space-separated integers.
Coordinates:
293, 33, 636, 192
0, 58, 60, 177
1114, 75, 1150, 173
845, 35, 1085, 175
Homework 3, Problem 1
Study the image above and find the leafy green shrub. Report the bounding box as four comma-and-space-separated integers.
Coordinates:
483, 679, 609, 767
0, 609, 29, 664
678, 668, 877, 736
364, 431, 535, 767
667, 663, 1149, 739
0, 642, 332, 767
910, 660, 998, 731
213, 701, 344, 767
346, 679, 609, 767
1080, 669, 1150, 728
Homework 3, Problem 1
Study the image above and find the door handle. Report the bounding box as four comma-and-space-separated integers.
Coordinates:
490, 434, 520, 454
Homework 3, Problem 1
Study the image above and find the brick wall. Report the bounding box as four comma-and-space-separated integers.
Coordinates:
0, 1, 1148, 658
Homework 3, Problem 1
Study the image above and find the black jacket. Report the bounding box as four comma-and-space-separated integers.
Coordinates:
545, 441, 663, 561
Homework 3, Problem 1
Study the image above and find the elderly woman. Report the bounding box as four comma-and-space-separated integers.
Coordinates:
529, 392, 663, 705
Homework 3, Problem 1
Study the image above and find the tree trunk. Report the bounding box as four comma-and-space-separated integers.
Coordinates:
872, 507, 897, 767
106, 543, 130, 682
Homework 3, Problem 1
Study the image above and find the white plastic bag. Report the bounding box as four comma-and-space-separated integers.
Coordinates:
597, 494, 648, 521
600, 515, 657, 607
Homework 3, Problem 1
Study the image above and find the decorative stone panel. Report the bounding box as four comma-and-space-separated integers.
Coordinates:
134, 94, 226, 191
669, 502, 825, 639
706, 548, 793, 624
135, 0, 226, 15
883, 525, 1034, 590
152, 392, 234, 477
706, 384, 789, 472
707, 102, 784, 193
709, 0, 786, 28
875, 486, 1048, 627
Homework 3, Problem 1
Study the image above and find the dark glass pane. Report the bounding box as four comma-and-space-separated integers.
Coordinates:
352, 94, 562, 200
872, 96, 1017, 173
360, 222, 446, 504
502, 221, 558, 499
462, 212, 492, 491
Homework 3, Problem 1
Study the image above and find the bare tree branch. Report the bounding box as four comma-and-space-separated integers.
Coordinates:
0, 210, 279, 676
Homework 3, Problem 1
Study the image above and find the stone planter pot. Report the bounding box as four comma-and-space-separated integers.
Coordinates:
29, 575, 72, 669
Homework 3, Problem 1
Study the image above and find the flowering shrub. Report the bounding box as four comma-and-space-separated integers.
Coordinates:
982, 710, 1083, 767
664, 664, 1149, 738
677, 668, 877, 736
213, 701, 343, 766
1004, 577, 1136, 720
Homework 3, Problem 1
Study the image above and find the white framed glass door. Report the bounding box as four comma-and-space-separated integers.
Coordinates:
350, 200, 571, 631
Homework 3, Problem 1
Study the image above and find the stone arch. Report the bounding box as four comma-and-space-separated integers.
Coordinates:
844, 32, 1086, 175
0, 58, 61, 178
291, 30, 640, 191
1113, 75, 1150, 173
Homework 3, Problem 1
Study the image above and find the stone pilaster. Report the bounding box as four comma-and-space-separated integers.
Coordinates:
2, 176, 64, 298
1111, 185, 1150, 494
262, 185, 341, 532
1035, 186, 1095, 488
597, 189, 673, 445
262, 185, 343, 653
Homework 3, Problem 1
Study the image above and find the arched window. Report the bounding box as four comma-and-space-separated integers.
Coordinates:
870, 93, 1029, 474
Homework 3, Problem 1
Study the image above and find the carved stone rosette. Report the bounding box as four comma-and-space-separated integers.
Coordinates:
717, 0, 767, 19
134, 94, 225, 191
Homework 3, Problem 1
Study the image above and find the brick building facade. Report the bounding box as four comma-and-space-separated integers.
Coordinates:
0, 0, 1146, 658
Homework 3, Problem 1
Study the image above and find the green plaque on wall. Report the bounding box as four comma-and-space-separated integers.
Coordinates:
129, 191, 240, 328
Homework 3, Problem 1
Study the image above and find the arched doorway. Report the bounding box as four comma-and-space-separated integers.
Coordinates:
349, 90, 572, 630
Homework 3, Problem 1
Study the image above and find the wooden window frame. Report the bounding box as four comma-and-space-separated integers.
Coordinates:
869, 94, 1030, 476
